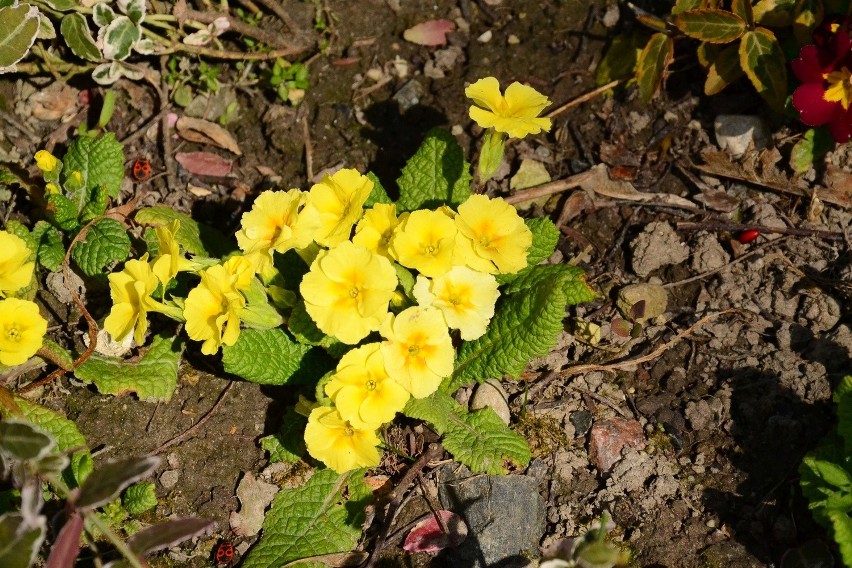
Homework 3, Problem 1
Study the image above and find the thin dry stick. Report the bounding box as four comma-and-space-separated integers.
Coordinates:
527, 309, 739, 398
300, 104, 314, 181
173, 0, 295, 50
677, 220, 844, 242
663, 236, 792, 289
504, 169, 594, 205
149, 381, 235, 455
545, 79, 620, 119
365, 442, 445, 568
19, 220, 104, 395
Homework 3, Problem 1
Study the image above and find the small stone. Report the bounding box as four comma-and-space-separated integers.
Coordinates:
569, 410, 593, 437
160, 470, 179, 489
470, 379, 511, 425
588, 418, 645, 473
616, 283, 668, 323
507, 34, 520, 45
713, 114, 769, 158
477, 30, 493, 43
392, 79, 425, 113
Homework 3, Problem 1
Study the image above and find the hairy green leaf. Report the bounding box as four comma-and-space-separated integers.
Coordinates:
0, 3, 39, 71
364, 171, 392, 206
674, 9, 747, 43
260, 410, 307, 464
636, 32, 673, 105
396, 128, 472, 211
828, 510, 852, 566
60, 13, 100, 61
241, 469, 371, 568
753, 0, 796, 26
71, 217, 131, 276
403, 389, 457, 434
123, 482, 157, 515
496, 217, 560, 286
739, 27, 787, 112
135, 206, 208, 256
32, 221, 65, 272
9, 398, 94, 487
222, 328, 314, 385
443, 407, 530, 474
63, 132, 125, 203
74, 335, 182, 401
704, 42, 744, 95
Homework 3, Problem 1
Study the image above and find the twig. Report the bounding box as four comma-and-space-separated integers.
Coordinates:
252, 0, 304, 38
300, 104, 314, 181
676, 220, 845, 242
149, 381, 235, 455
119, 104, 173, 146
365, 442, 445, 568
173, 0, 295, 50
663, 236, 791, 289
18, 219, 104, 394
527, 309, 740, 398
504, 170, 594, 205
545, 80, 620, 119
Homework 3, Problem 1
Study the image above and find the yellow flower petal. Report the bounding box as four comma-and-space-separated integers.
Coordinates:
0, 231, 34, 297
389, 209, 457, 277
413, 266, 499, 340
298, 169, 373, 247
304, 406, 381, 473
0, 298, 47, 366
465, 77, 552, 139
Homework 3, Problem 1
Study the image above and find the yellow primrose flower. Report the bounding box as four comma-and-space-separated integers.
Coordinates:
352, 203, 398, 259
300, 242, 397, 344
325, 343, 410, 429
34, 150, 59, 172
184, 261, 249, 355
151, 220, 196, 287
236, 189, 312, 277
103, 255, 162, 345
413, 266, 500, 341
298, 169, 373, 247
304, 406, 381, 473
45, 183, 60, 195
389, 209, 457, 277
0, 298, 47, 366
455, 194, 532, 274
0, 231, 34, 297
465, 76, 552, 139
380, 306, 454, 399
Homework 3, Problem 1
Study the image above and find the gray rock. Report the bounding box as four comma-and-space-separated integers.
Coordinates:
470, 379, 511, 425
713, 114, 769, 157
435, 464, 544, 567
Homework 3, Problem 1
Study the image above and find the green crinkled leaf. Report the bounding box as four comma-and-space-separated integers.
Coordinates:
46, 193, 80, 231
827, 510, 852, 566
835, 375, 852, 455
241, 469, 372, 568
260, 410, 307, 464
496, 217, 560, 286
364, 171, 391, 206
62, 132, 125, 204
135, 206, 208, 256
449, 265, 595, 392
60, 13, 101, 62
396, 128, 472, 211
674, 9, 747, 43
74, 335, 182, 401
739, 27, 787, 112
32, 221, 65, 272
636, 32, 673, 105
403, 390, 456, 435
71, 217, 131, 276
80, 184, 109, 222
704, 42, 744, 96
100, 15, 139, 60
123, 482, 157, 515
10, 397, 94, 487
0, 3, 40, 71
222, 328, 314, 385
790, 128, 833, 174
443, 407, 530, 474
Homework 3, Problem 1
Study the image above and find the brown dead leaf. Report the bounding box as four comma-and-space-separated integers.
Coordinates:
822, 165, 852, 209
579, 164, 697, 208
30, 85, 79, 121
403, 19, 455, 46
176, 116, 242, 155
175, 151, 233, 177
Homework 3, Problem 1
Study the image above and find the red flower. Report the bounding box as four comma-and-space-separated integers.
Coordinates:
792, 26, 852, 142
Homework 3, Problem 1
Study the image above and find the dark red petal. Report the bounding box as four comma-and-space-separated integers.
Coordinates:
792, 45, 826, 83
829, 106, 852, 143
793, 83, 840, 126
830, 31, 852, 64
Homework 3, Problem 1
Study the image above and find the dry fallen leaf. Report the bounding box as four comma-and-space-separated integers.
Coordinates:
30, 84, 79, 121
403, 19, 455, 46
403, 511, 468, 553
175, 151, 233, 177
580, 164, 696, 208
176, 116, 242, 155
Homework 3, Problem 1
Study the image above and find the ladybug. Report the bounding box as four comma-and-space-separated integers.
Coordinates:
132, 158, 151, 181
736, 228, 760, 244
214, 540, 235, 565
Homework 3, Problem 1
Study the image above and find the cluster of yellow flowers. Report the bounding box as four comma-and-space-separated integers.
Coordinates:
0, 231, 47, 367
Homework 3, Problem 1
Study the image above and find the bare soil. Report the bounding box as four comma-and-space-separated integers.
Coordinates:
3, 0, 851, 566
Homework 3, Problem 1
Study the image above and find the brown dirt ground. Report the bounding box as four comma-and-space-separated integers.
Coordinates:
2, 0, 852, 566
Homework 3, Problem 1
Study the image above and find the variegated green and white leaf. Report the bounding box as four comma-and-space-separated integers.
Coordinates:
99, 15, 139, 60
0, 3, 40, 72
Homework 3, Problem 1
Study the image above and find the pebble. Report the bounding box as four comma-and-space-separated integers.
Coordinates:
470, 379, 511, 425
713, 114, 769, 158
616, 283, 668, 322
477, 30, 493, 43
588, 418, 645, 473
160, 470, 179, 489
